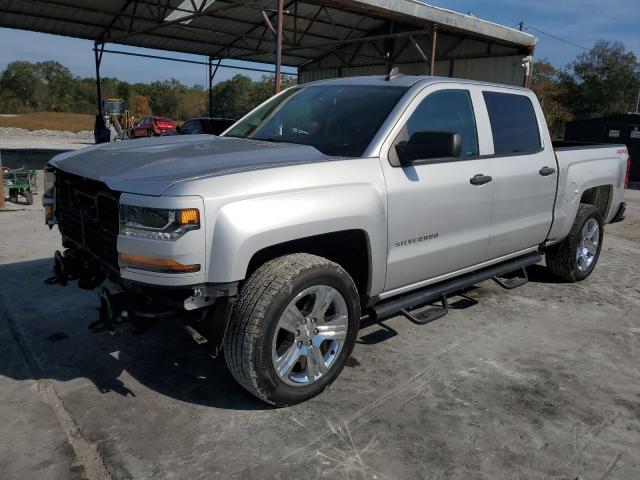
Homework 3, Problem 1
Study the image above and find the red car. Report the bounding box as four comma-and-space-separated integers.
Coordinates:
130, 116, 176, 138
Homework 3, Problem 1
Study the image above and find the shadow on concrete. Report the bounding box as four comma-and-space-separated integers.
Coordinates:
1, 258, 271, 411
0, 148, 71, 170
1, 257, 565, 412
526, 264, 567, 284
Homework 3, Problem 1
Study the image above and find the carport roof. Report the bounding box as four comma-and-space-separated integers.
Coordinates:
0, 0, 537, 67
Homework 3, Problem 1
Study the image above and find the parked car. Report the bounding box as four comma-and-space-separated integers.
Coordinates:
44, 75, 627, 406
162, 117, 236, 136
130, 116, 176, 138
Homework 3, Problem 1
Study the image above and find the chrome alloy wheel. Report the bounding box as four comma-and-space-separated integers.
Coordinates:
576, 218, 600, 272
271, 285, 348, 387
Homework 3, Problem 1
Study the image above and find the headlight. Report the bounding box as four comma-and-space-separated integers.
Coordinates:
120, 205, 200, 241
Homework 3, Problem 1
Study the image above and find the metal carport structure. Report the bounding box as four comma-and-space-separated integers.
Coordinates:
0, 0, 537, 116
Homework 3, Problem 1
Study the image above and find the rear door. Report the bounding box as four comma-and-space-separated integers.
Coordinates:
479, 89, 557, 259
381, 85, 495, 294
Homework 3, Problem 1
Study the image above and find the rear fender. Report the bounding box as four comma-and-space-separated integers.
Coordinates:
548, 156, 622, 242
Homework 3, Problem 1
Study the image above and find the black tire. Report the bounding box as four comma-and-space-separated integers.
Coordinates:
147, 129, 153, 137
23, 189, 33, 205
224, 253, 360, 406
545, 203, 604, 282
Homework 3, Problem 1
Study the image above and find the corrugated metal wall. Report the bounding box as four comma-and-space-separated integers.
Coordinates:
300, 55, 525, 85
299, 30, 528, 86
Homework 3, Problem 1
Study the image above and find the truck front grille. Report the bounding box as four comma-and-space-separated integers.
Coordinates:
55, 170, 120, 270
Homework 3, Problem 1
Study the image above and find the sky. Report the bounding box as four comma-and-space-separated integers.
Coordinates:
0, 0, 638, 86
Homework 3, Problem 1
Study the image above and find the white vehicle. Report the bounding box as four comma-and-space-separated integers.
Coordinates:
44, 75, 628, 405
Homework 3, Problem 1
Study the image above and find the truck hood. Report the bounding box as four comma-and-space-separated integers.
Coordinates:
49, 135, 331, 196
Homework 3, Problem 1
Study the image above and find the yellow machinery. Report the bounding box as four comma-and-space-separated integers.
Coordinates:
102, 98, 134, 140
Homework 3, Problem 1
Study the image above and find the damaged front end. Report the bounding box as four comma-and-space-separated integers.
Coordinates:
43, 168, 237, 356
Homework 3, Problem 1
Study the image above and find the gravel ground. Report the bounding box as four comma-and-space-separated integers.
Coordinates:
0, 127, 93, 138
1, 132, 93, 151
0, 190, 638, 479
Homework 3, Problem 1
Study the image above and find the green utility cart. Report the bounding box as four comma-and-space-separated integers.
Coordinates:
2, 167, 37, 205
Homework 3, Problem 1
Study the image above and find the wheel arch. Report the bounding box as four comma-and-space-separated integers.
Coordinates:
246, 230, 373, 304
580, 184, 612, 220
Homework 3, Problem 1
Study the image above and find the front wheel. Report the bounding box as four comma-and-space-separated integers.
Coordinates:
545, 203, 604, 282
224, 253, 360, 406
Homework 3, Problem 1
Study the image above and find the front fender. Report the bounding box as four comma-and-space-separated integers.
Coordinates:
207, 185, 387, 295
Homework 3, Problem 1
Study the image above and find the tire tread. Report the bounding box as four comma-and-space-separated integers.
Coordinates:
224, 253, 342, 404
545, 203, 602, 282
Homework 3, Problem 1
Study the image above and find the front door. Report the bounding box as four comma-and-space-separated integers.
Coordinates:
381, 86, 495, 294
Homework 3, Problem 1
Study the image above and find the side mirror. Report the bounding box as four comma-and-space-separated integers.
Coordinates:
395, 131, 462, 165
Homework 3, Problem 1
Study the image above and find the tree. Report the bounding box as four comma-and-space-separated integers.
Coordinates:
531, 60, 572, 138
251, 74, 298, 106
209, 74, 255, 118
130, 94, 152, 118
0, 61, 41, 111
36, 61, 75, 111
177, 85, 206, 119
562, 40, 640, 118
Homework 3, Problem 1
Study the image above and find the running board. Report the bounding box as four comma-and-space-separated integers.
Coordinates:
400, 295, 449, 325
371, 252, 542, 322
493, 266, 528, 289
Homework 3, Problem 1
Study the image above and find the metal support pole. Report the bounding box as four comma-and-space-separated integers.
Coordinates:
635, 85, 640, 113
94, 42, 104, 117
0, 151, 4, 209
275, 0, 284, 93
430, 24, 438, 76
208, 57, 213, 117
208, 57, 221, 117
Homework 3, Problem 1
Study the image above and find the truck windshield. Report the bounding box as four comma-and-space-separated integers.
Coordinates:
224, 85, 408, 157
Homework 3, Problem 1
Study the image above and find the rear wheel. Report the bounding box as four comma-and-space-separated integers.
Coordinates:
147, 129, 153, 137
224, 253, 360, 406
545, 204, 604, 282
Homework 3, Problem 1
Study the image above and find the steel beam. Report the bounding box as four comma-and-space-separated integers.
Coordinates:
94, 42, 104, 117
97, 0, 136, 42
210, 0, 296, 60
209, 57, 221, 117
275, 0, 284, 93
98, 48, 298, 75
430, 24, 438, 75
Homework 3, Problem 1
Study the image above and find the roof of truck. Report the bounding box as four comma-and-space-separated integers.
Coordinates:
300, 75, 531, 92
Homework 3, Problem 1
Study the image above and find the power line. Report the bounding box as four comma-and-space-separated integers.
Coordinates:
525, 25, 590, 51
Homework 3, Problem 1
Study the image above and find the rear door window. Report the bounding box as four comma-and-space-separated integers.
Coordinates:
483, 92, 541, 155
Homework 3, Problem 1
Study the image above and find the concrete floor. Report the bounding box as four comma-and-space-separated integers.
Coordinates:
0, 191, 639, 480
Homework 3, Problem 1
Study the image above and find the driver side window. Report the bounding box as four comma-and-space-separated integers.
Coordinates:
391, 89, 479, 165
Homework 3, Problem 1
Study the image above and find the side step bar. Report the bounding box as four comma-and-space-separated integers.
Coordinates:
370, 251, 542, 322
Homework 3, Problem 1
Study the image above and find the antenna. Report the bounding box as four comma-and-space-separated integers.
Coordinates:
385, 67, 403, 81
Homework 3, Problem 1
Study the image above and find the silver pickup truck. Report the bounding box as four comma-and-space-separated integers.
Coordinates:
44, 75, 628, 405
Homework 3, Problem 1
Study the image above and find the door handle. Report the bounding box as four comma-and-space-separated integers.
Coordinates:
470, 174, 493, 185
539, 166, 556, 176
